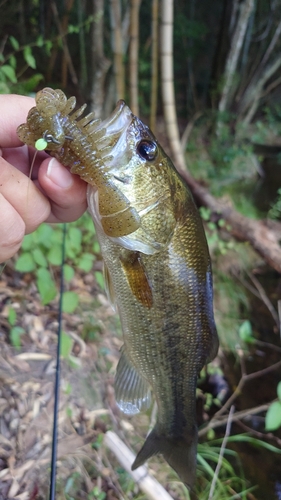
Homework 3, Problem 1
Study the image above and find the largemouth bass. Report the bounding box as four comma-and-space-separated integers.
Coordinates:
17, 88, 219, 489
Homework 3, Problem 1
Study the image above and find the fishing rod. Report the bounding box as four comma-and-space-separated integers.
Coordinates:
49, 223, 67, 500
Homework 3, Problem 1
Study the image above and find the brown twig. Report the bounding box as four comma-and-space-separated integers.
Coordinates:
214, 355, 281, 419
50, 0, 78, 86
198, 402, 273, 437
247, 271, 279, 329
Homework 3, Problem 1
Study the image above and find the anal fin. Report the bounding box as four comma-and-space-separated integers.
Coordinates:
115, 347, 151, 415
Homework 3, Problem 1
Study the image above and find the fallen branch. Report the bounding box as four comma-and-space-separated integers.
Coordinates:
198, 402, 272, 437
104, 430, 174, 500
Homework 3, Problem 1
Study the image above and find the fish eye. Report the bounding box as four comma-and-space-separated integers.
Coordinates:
137, 140, 158, 161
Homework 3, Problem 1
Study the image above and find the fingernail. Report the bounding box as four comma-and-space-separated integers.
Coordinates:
47, 158, 73, 189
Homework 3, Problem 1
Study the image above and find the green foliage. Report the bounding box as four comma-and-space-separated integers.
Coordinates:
10, 326, 25, 350
268, 188, 281, 220
91, 433, 104, 451
15, 213, 100, 308
62, 291, 79, 313
94, 271, 105, 290
0, 35, 43, 94
214, 268, 250, 350
199, 207, 234, 256
15, 252, 36, 272
88, 487, 106, 500
60, 332, 73, 358
196, 432, 281, 499
238, 320, 255, 344
265, 382, 281, 431
36, 268, 57, 305
7, 307, 25, 350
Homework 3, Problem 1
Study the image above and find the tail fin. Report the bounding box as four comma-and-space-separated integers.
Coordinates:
131, 426, 197, 490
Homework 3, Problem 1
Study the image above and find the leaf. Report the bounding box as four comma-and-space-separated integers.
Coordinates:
8, 307, 16, 326
10, 326, 25, 350
36, 35, 44, 47
23, 46, 36, 69
64, 264, 75, 282
199, 206, 211, 221
9, 36, 19, 51
95, 271, 104, 290
93, 241, 100, 254
48, 245, 63, 266
45, 40, 52, 56
239, 320, 254, 343
36, 268, 57, 305
9, 55, 17, 69
50, 228, 64, 246
265, 401, 281, 431
0, 82, 10, 94
60, 332, 73, 358
32, 248, 47, 268
68, 227, 82, 253
35, 224, 54, 247
68, 354, 81, 368
15, 253, 36, 273
62, 291, 79, 313
1, 65, 17, 83
77, 253, 94, 272
277, 381, 281, 401
22, 73, 44, 93
21, 234, 34, 251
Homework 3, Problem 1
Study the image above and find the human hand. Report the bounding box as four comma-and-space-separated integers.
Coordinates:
0, 94, 87, 263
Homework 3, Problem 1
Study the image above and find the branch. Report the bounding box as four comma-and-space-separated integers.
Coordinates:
198, 402, 273, 437
241, 55, 281, 122
104, 431, 174, 500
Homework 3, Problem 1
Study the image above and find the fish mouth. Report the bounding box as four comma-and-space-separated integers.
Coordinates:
95, 100, 135, 161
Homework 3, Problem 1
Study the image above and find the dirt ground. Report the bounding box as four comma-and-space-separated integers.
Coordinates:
0, 260, 135, 499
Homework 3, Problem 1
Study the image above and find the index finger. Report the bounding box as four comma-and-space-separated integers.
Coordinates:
0, 94, 35, 148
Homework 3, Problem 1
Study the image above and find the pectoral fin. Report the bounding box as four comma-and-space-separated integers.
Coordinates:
120, 252, 153, 308
115, 347, 151, 415
103, 263, 116, 311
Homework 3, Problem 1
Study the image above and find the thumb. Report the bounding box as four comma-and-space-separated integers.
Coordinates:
38, 157, 88, 223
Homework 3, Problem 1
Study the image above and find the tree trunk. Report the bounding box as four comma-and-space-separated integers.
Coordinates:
160, 0, 186, 172
110, 0, 125, 101
238, 18, 281, 118
218, 0, 255, 113
90, 0, 111, 118
150, 0, 159, 133
129, 0, 141, 115
241, 55, 281, 124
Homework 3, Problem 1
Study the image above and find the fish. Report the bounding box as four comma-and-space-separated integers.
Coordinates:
17, 87, 219, 490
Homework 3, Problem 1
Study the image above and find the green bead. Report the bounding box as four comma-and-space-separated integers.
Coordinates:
35, 138, 48, 151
